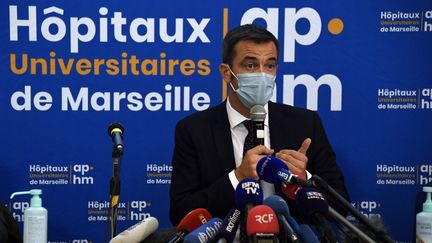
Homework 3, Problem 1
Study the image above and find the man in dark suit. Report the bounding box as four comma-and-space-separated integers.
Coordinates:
169, 24, 349, 225
0, 202, 22, 243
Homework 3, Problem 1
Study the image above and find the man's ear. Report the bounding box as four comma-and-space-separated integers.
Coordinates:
219, 63, 232, 84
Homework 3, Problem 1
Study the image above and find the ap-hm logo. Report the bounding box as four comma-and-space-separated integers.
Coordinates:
72, 164, 94, 185
240, 7, 343, 111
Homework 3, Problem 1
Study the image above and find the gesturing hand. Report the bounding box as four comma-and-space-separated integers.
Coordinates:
275, 138, 311, 178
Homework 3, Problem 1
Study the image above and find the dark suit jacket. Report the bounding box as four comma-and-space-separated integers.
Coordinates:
0, 202, 22, 243
169, 101, 349, 225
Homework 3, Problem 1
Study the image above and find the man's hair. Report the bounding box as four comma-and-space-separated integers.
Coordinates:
222, 24, 280, 66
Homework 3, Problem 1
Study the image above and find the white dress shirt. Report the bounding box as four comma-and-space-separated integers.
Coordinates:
226, 98, 276, 199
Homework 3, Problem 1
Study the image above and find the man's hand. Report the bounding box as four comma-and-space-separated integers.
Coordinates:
275, 138, 311, 178
235, 145, 274, 181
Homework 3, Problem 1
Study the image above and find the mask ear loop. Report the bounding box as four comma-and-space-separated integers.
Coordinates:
227, 66, 239, 92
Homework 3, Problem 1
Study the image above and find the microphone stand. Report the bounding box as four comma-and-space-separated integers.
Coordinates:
109, 149, 123, 239
328, 207, 375, 243
310, 175, 394, 243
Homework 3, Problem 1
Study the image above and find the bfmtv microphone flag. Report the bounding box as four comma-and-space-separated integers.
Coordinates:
1, 0, 431, 242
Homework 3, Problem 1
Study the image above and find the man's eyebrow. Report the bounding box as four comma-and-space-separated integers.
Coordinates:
241, 56, 259, 62
241, 56, 278, 62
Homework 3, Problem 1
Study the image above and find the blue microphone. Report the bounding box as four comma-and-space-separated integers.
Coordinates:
183, 218, 222, 243
235, 178, 263, 212
287, 216, 301, 235
235, 178, 263, 242
256, 156, 313, 187
299, 224, 320, 243
263, 195, 300, 243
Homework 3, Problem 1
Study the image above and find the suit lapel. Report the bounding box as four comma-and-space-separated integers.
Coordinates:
268, 102, 293, 199
211, 102, 236, 172
269, 102, 286, 153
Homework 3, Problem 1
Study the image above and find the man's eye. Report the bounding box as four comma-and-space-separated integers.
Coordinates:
266, 63, 276, 70
245, 63, 255, 69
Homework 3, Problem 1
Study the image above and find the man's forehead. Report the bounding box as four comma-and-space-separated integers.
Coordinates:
233, 40, 277, 61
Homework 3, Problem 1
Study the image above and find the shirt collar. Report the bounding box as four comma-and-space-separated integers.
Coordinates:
226, 97, 269, 129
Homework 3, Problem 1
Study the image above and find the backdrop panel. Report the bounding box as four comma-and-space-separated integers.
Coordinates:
1, 0, 431, 242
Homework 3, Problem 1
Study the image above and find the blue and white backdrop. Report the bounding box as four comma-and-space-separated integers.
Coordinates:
1, 0, 431, 242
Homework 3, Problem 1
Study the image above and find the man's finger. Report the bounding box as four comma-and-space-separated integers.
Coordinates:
249, 145, 274, 155
298, 138, 311, 154
276, 152, 307, 170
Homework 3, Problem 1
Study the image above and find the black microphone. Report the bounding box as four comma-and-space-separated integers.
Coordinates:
108, 122, 124, 155
295, 188, 338, 243
250, 105, 266, 146
107, 122, 125, 238
327, 207, 376, 243
310, 175, 394, 243
296, 188, 378, 243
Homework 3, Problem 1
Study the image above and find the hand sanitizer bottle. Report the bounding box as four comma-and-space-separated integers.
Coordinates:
416, 186, 432, 243
10, 189, 48, 243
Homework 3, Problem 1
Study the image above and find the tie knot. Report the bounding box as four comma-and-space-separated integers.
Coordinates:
242, 120, 254, 133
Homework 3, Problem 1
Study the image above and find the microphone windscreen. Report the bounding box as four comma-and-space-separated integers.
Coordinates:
250, 105, 266, 121
109, 217, 158, 243
183, 218, 222, 243
256, 156, 288, 184
108, 122, 124, 135
176, 208, 212, 233
280, 172, 305, 199
235, 178, 263, 209
246, 205, 279, 237
216, 208, 241, 242
262, 195, 290, 219
295, 188, 329, 223
299, 224, 320, 243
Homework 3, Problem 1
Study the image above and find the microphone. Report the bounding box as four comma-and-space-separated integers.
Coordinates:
246, 205, 279, 242
256, 155, 313, 187
295, 188, 338, 243
296, 188, 376, 243
235, 178, 263, 213
235, 178, 263, 243
183, 218, 222, 243
107, 122, 124, 238
216, 208, 242, 243
281, 172, 306, 200
109, 217, 158, 243
108, 122, 124, 155
262, 195, 301, 243
310, 175, 394, 243
250, 105, 266, 146
299, 224, 320, 243
286, 215, 320, 243
328, 207, 376, 243
168, 208, 212, 243
287, 216, 301, 236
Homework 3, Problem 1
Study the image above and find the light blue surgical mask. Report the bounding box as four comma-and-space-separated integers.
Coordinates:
229, 68, 276, 108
